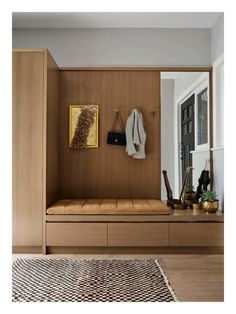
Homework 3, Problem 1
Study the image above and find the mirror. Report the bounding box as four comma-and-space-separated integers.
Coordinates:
161, 71, 211, 204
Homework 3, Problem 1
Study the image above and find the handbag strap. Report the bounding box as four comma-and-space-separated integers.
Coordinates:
112, 111, 125, 131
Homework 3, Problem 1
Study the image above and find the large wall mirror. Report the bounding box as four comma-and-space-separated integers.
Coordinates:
161, 71, 212, 202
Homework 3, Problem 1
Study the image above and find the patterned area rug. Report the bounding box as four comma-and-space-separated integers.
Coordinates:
12, 259, 177, 302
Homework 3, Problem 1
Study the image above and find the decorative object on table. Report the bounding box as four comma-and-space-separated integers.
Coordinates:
125, 108, 146, 159
184, 184, 196, 207
191, 201, 202, 210
179, 167, 194, 207
12, 258, 177, 302
162, 170, 186, 209
194, 170, 210, 202
107, 110, 126, 146
69, 104, 99, 149
201, 190, 219, 213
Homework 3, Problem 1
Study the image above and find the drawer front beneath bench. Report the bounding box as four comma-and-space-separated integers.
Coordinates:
170, 222, 224, 246
46, 223, 107, 246
108, 223, 169, 246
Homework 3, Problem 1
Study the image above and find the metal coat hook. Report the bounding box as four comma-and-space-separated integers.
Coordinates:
114, 109, 119, 117
150, 111, 156, 117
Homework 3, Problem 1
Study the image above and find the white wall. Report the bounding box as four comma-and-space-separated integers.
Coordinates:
174, 72, 204, 102
212, 148, 224, 210
213, 55, 224, 148
211, 14, 224, 63
211, 13, 224, 210
161, 79, 175, 200
192, 150, 210, 189
12, 28, 211, 67
212, 55, 224, 210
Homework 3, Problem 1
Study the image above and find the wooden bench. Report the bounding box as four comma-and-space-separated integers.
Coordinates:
44, 199, 223, 255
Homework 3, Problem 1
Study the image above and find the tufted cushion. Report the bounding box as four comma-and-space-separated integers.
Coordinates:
46, 199, 170, 215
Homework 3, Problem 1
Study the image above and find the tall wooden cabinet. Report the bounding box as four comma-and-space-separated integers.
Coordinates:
12, 49, 59, 249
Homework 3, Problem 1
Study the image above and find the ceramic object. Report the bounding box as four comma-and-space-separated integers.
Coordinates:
192, 202, 202, 210
201, 200, 219, 213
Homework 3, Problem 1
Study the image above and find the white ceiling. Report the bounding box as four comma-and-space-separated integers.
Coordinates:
12, 12, 222, 29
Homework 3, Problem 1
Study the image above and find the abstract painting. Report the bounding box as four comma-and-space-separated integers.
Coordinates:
69, 104, 99, 149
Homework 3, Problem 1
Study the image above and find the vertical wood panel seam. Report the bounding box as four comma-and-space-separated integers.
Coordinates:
107, 223, 108, 246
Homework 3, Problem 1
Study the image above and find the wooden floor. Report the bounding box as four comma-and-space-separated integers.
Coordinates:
12, 254, 224, 302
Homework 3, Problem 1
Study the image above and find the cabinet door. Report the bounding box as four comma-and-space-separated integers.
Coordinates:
170, 223, 224, 246
47, 223, 107, 246
13, 51, 45, 246
108, 223, 169, 246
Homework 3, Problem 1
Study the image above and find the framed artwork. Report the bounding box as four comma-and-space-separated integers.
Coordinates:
69, 104, 99, 149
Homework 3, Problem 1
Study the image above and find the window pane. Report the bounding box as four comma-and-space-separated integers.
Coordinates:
197, 88, 208, 145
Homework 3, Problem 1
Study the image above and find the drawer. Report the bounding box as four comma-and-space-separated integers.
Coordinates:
108, 223, 169, 246
46, 223, 107, 246
170, 223, 224, 246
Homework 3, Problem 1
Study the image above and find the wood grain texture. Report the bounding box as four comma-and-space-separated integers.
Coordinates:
46, 51, 59, 208
108, 223, 169, 246
12, 246, 223, 254
170, 222, 224, 246
44, 246, 223, 254
45, 209, 224, 222
59, 70, 161, 199
46, 223, 107, 246
12, 51, 45, 246
159, 254, 224, 301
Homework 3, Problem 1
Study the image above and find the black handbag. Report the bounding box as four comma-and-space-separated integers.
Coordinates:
107, 111, 126, 146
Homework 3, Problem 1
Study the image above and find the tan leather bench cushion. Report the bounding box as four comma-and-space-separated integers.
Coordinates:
46, 199, 170, 215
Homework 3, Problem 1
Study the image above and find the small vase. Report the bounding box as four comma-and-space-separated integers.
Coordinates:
192, 202, 201, 210
201, 200, 219, 213
185, 192, 195, 207
185, 192, 195, 200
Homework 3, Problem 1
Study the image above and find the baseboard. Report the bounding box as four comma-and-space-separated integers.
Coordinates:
12, 246, 224, 254
12, 246, 42, 254
46, 246, 224, 254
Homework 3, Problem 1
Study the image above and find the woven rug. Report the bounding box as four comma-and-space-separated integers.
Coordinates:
12, 259, 177, 302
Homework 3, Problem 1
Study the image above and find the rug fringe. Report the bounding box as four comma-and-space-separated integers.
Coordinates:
154, 259, 179, 302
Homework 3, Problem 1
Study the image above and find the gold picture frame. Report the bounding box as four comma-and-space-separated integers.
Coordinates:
69, 104, 99, 148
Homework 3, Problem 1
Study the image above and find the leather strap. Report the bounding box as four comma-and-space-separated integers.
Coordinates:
112, 111, 125, 131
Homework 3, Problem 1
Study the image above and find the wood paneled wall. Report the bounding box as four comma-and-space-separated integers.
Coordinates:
59, 70, 161, 199
13, 51, 45, 246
